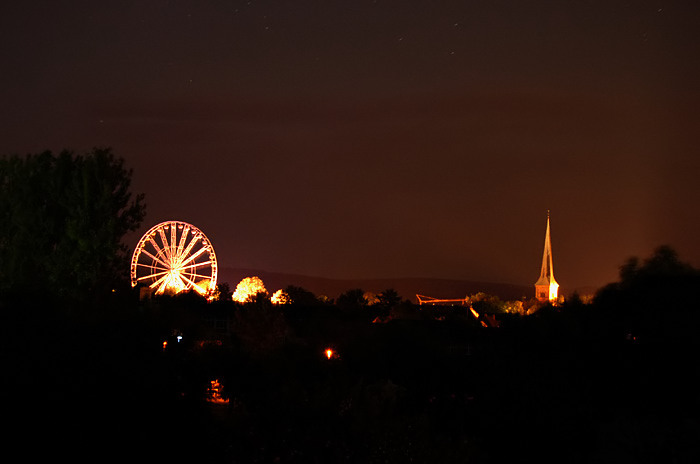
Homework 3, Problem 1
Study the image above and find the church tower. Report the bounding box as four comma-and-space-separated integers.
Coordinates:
535, 212, 559, 302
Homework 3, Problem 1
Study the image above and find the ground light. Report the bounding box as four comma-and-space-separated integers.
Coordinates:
206, 379, 229, 404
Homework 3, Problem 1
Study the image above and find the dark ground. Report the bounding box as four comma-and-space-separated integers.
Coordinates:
4, 290, 700, 463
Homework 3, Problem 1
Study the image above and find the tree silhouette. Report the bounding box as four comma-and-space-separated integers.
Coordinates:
284, 285, 319, 306
213, 282, 232, 302
595, 245, 700, 342
377, 288, 402, 308
337, 288, 367, 308
0, 148, 145, 303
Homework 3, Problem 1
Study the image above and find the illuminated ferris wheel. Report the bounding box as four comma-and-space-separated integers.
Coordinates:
130, 220, 218, 296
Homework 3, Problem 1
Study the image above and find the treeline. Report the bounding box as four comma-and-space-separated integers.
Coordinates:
3, 149, 700, 462
13, 244, 690, 463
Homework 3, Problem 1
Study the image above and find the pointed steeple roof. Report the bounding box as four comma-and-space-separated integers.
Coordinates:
535, 212, 558, 287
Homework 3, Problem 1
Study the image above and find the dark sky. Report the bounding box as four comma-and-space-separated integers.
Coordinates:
2, 0, 699, 291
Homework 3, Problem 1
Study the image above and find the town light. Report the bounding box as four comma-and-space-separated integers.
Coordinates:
206, 379, 229, 404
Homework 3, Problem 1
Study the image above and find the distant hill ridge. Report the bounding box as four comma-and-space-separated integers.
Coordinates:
218, 267, 533, 303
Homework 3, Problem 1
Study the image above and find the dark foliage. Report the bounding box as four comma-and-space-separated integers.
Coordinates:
5, 246, 700, 462
337, 288, 368, 308
377, 288, 402, 308
594, 245, 700, 343
0, 148, 145, 304
214, 282, 232, 301
285, 284, 320, 306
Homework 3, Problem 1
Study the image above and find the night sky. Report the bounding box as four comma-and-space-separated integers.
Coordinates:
2, 1, 698, 291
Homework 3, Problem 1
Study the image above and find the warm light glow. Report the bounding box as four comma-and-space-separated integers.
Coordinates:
416, 294, 469, 306
162, 340, 168, 351
206, 379, 229, 404
364, 292, 379, 305
232, 276, 267, 303
271, 289, 290, 305
535, 213, 559, 302
325, 348, 334, 359
470, 307, 480, 319
130, 221, 218, 297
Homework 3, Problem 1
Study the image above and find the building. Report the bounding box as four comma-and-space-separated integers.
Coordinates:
535, 212, 559, 302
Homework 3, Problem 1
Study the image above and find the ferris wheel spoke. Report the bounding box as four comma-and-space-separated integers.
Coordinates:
150, 273, 169, 290
136, 263, 170, 273
183, 273, 215, 281
136, 270, 168, 281
178, 260, 213, 270
136, 261, 169, 270
140, 249, 171, 269
156, 279, 171, 295
170, 225, 177, 261
175, 226, 190, 263
147, 236, 164, 254
179, 245, 209, 268
173, 273, 188, 290
180, 274, 207, 295
146, 235, 171, 260
177, 270, 214, 279
179, 234, 201, 263
158, 228, 173, 262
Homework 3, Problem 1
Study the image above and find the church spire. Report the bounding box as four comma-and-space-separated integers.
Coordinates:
535, 211, 559, 302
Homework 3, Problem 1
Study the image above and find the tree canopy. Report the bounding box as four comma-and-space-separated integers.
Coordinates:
284, 285, 319, 306
337, 288, 368, 308
594, 245, 700, 341
377, 288, 402, 308
0, 148, 146, 303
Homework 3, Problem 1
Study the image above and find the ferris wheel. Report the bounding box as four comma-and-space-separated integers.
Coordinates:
130, 220, 218, 296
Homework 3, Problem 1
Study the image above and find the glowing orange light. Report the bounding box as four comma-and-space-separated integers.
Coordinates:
271, 289, 290, 305
470, 307, 480, 319
232, 276, 267, 303
325, 348, 334, 359
416, 294, 469, 306
206, 379, 229, 404
162, 340, 168, 351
